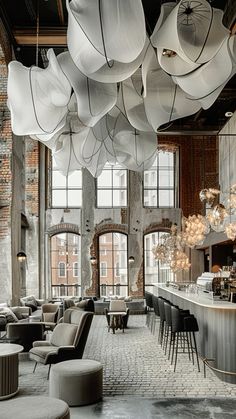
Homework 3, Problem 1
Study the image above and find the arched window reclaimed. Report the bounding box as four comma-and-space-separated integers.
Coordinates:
51, 232, 81, 298
99, 232, 128, 297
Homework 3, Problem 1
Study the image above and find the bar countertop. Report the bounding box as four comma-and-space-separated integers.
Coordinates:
154, 283, 236, 383
155, 284, 236, 309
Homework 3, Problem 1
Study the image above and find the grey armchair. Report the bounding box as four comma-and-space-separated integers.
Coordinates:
29, 308, 94, 376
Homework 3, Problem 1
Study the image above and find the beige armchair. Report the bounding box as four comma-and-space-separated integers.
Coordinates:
105, 300, 129, 333
29, 308, 94, 377
41, 303, 59, 331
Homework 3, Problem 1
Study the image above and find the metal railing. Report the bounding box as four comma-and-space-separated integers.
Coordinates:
51, 284, 81, 298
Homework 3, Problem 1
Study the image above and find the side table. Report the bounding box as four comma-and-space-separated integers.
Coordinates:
0, 343, 23, 399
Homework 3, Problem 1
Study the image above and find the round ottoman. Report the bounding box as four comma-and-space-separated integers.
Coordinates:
49, 359, 103, 406
0, 396, 70, 419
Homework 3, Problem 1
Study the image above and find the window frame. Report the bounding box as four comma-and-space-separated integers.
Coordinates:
143, 150, 178, 208
96, 163, 128, 208
48, 152, 83, 209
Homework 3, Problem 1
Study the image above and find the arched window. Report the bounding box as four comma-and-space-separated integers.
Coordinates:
143, 150, 178, 208
51, 232, 81, 298
144, 231, 174, 292
99, 232, 128, 297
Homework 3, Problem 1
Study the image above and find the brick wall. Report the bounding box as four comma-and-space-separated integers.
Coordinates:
159, 136, 218, 216
25, 139, 39, 216
0, 47, 12, 238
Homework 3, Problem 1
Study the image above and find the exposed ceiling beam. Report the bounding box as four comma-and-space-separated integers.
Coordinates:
57, 0, 65, 26
13, 27, 67, 46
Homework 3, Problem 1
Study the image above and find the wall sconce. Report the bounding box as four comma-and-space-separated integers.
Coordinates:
90, 256, 97, 265
17, 251, 27, 262
128, 256, 135, 264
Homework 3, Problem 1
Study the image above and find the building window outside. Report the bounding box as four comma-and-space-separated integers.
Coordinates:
73, 262, 79, 277
143, 151, 176, 208
100, 283, 107, 297
58, 262, 66, 277
100, 262, 107, 277
99, 232, 128, 297
51, 233, 81, 298
97, 163, 127, 207
144, 231, 174, 292
50, 154, 82, 208
73, 247, 78, 255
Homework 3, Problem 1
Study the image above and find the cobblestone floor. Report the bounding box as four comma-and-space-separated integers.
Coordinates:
18, 314, 236, 399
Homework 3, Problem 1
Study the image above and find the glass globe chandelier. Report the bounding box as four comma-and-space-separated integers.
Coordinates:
152, 225, 190, 273
182, 214, 210, 248
225, 222, 236, 241
207, 203, 228, 232
170, 250, 191, 272
199, 188, 220, 206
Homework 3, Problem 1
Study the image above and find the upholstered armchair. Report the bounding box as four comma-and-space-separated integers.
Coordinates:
29, 308, 94, 376
41, 303, 59, 331
104, 300, 130, 333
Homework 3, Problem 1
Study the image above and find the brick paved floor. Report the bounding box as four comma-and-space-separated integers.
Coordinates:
18, 314, 236, 399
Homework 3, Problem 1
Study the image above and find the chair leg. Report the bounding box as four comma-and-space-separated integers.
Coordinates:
47, 364, 51, 380
33, 362, 37, 373
174, 334, 179, 372
192, 332, 200, 372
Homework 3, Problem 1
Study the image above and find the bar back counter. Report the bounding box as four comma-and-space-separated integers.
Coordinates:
154, 284, 236, 384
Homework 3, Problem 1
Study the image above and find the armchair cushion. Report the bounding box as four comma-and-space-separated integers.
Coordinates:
0, 307, 18, 323
30, 345, 58, 362
25, 301, 38, 312
43, 312, 56, 323
50, 323, 78, 347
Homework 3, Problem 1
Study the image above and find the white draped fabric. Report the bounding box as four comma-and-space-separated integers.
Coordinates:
67, 0, 147, 82
7, 0, 235, 177
173, 37, 235, 100
57, 52, 117, 127
7, 49, 71, 136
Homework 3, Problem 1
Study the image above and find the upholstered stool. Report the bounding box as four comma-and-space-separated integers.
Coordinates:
49, 359, 103, 406
0, 396, 70, 419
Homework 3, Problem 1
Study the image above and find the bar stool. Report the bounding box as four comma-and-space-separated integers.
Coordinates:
157, 297, 166, 345
171, 306, 200, 372
163, 301, 173, 356
145, 291, 154, 328
151, 295, 160, 335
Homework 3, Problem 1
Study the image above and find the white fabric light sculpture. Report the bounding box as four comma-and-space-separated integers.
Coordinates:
7, 0, 235, 178
7, 49, 71, 136
142, 45, 201, 131
105, 109, 157, 171
58, 52, 117, 127
53, 114, 108, 178
152, 0, 229, 75
67, 0, 147, 83
173, 36, 236, 108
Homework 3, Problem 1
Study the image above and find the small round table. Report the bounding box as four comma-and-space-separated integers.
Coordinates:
0, 343, 23, 399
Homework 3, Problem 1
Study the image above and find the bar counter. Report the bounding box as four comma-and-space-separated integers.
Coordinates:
154, 284, 236, 384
